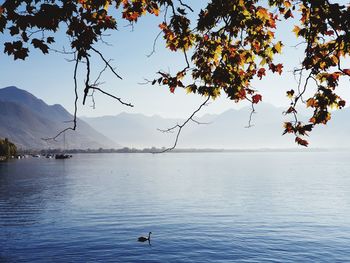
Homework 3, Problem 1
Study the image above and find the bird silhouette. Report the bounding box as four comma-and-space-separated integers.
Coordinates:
138, 232, 152, 242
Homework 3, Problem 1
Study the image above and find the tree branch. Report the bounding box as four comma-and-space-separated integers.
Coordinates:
156, 96, 211, 153
90, 87, 134, 107
42, 57, 79, 141
91, 47, 123, 80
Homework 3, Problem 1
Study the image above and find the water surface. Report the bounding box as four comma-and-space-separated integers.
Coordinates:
0, 152, 350, 262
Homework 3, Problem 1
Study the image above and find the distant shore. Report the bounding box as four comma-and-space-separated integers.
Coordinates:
16, 147, 350, 155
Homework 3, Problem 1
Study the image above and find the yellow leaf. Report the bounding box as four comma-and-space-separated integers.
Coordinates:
260, 58, 267, 66
284, 1, 292, 8
331, 56, 339, 65
293, 26, 301, 37
256, 7, 269, 20
274, 41, 283, 53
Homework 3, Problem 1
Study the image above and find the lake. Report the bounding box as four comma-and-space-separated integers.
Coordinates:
1, 152, 350, 262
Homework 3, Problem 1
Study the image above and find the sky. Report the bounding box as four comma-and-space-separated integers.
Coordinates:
1, 1, 349, 119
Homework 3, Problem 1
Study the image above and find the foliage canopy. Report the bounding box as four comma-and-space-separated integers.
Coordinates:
1, 0, 350, 147
0, 138, 17, 159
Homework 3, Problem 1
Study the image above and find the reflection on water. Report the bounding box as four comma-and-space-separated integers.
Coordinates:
1, 152, 350, 262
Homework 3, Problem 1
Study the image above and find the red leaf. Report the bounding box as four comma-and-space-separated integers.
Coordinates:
257, 68, 266, 79
276, 63, 283, 75
343, 69, 350, 75
295, 137, 309, 147
252, 94, 262, 104
325, 30, 334, 36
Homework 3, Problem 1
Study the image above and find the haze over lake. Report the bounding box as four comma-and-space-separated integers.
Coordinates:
1, 152, 349, 262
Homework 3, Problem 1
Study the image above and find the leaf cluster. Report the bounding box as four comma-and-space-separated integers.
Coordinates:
1, 0, 350, 146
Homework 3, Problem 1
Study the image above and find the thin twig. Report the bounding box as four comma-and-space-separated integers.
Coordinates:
178, 0, 194, 12
91, 47, 123, 79
147, 31, 162, 57
90, 87, 134, 107
156, 96, 211, 153
42, 57, 79, 141
245, 101, 256, 128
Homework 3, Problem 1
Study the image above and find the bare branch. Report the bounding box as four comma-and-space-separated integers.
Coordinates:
245, 100, 256, 128
82, 55, 91, 105
156, 96, 211, 153
178, 0, 194, 12
90, 87, 134, 107
42, 57, 79, 141
91, 47, 123, 80
147, 31, 162, 57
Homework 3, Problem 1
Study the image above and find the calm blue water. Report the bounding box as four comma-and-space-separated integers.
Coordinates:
0, 152, 350, 262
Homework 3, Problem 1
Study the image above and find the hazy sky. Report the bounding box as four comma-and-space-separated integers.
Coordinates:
1, 1, 349, 118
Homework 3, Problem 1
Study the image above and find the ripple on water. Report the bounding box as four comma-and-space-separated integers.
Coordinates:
1, 152, 350, 262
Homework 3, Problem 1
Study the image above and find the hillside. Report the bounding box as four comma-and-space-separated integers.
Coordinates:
0, 86, 119, 150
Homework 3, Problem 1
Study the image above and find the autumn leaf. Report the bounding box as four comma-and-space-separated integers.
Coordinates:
343, 69, 350, 75
306, 98, 317, 108
286, 89, 294, 99
32, 39, 49, 54
295, 137, 309, 147
284, 1, 292, 8
339, 100, 346, 108
283, 122, 294, 134
274, 41, 283, 53
252, 94, 262, 104
284, 9, 294, 19
325, 30, 334, 36
293, 26, 301, 36
257, 68, 266, 79
47, 37, 55, 44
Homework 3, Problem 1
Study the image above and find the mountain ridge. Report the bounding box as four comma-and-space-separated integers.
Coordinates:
82, 105, 350, 149
0, 86, 120, 149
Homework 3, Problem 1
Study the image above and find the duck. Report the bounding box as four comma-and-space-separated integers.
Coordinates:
138, 232, 152, 242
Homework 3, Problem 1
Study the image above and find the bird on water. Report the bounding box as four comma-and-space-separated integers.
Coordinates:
138, 232, 152, 242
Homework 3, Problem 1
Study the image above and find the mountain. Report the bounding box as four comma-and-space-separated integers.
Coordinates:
0, 86, 119, 149
83, 104, 350, 149
82, 113, 186, 148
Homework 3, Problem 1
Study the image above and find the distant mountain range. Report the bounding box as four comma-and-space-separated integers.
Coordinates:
0, 86, 119, 149
82, 104, 350, 149
1, 86, 349, 150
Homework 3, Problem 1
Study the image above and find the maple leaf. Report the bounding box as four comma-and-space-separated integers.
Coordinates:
274, 41, 283, 53
306, 98, 317, 108
252, 94, 262, 104
286, 89, 294, 99
32, 39, 49, 54
339, 100, 346, 108
343, 69, 350, 75
285, 106, 297, 114
293, 26, 301, 36
14, 48, 29, 60
47, 37, 55, 44
257, 68, 266, 79
284, 1, 292, 8
325, 30, 334, 36
283, 122, 294, 134
276, 64, 283, 74
295, 137, 308, 147
284, 9, 294, 19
